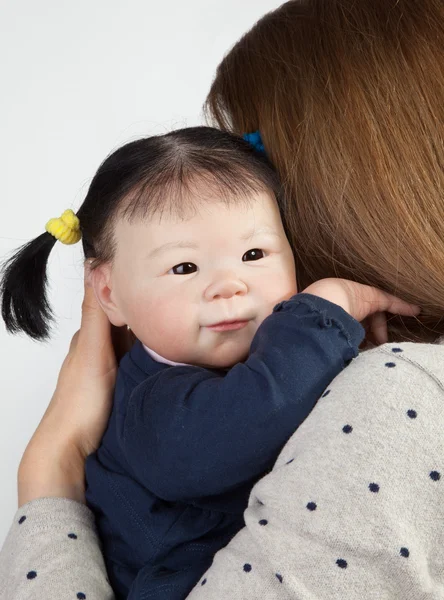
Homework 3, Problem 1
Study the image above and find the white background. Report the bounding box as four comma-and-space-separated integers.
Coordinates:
0, 0, 280, 545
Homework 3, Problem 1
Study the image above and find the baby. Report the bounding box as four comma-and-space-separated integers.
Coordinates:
1, 127, 415, 599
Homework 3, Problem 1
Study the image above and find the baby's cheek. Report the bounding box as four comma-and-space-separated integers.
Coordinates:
263, 272, 296, 308
135, 295, 193, 359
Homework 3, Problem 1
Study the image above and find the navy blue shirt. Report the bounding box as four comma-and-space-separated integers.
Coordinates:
85, 294, 364, 599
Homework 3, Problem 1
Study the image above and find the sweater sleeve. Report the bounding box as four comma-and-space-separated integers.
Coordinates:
0, 498, 114, 600
186, 343, 444, 599
122, 294, 364, 502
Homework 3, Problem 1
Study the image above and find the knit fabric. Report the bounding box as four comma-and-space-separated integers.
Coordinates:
1, 342, 443, 599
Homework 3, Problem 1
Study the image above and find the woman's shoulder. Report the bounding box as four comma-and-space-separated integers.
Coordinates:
271, 340, 444, 471
360, 341, 444, 382
334, 341, 444, 400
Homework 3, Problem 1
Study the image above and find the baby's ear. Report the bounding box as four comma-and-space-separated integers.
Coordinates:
90, 263, 127, 327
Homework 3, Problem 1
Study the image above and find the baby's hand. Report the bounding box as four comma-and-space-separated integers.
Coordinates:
302, 278, 420, 345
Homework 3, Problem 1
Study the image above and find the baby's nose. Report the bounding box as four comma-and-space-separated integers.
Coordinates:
204, 275, 248, 301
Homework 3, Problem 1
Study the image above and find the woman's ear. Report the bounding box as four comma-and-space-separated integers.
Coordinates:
89, 263, 127, 327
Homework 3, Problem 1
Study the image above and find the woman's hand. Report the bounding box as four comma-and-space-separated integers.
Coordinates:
18, 263, 125, 506
303, 278, 420, 345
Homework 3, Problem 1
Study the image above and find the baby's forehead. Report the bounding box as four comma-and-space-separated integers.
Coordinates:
113, 190, 284, 252
119, 185, 280, 227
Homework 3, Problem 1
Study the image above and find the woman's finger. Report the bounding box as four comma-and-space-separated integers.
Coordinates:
111, 325, 137, 362
75, 264, 116, 372
68, 330, 79, 353
79, 266, 111, 341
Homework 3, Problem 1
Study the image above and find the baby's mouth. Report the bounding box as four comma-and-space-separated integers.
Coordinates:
206, 320, 250, 332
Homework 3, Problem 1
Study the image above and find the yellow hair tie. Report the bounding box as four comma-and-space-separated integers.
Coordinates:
45, 209, 81, 245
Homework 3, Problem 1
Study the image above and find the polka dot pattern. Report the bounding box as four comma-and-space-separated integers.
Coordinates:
14, 350, 444, 599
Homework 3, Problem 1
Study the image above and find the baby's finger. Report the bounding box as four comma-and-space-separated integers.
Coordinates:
369, 312, 388, 345
378, 292, 420, 317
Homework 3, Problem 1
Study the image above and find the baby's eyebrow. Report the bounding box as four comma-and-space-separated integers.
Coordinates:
148, 241, 199, 259
240, 227, 280, 241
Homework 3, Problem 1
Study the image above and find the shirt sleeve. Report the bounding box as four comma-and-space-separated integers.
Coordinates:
186, 343, 444, 599
0, 498, 114, 600
122, 294, 364, 502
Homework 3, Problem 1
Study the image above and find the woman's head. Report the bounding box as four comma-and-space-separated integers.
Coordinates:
1, 127, 296, 366
206, 0, 444, 340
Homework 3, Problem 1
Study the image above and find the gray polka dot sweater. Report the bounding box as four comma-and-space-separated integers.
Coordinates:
1, 343, 443, 599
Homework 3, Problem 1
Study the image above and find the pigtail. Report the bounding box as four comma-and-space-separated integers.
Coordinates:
1, 232, 57, 340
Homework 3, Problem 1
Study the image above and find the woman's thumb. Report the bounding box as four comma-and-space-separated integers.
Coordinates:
79, 264, 112, 347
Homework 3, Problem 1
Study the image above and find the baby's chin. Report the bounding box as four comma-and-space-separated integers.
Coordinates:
195, 347, 250, 370
141, 335, 252, 370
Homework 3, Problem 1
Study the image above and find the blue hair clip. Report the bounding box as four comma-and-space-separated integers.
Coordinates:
243, 130, 265, 154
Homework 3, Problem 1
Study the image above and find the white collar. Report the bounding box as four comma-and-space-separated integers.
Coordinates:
143, 344, 189, 367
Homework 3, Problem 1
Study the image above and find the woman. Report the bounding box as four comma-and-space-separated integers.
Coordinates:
2, 0, 444, 598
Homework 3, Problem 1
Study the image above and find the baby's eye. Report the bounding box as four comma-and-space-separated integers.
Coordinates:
242, 249, 265, 262
168, 262, 198, 275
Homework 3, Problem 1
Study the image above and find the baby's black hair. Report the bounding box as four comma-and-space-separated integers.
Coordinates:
1, 126, 282, 340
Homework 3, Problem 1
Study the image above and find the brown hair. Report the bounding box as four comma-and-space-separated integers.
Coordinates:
205, 0, 444, 341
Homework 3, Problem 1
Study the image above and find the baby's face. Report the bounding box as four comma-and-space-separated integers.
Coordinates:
107, 189, 297, 368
